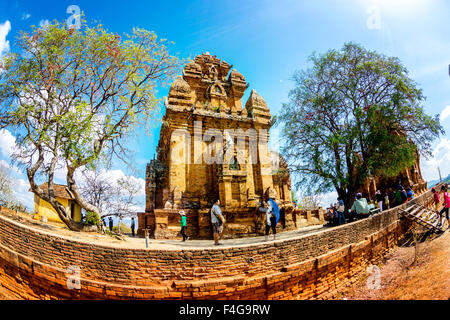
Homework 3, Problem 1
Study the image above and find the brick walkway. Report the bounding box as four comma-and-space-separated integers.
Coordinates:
145, 225, 324, 249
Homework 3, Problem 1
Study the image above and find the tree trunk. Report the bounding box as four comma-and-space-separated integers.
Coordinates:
66, 166, 101, 230
49, 196, 83, 231
26, 152, 83, 232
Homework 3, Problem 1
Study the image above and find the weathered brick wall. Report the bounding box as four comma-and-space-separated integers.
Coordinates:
0, 189, 434, 300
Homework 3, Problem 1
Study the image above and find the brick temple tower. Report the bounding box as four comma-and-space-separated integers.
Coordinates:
137, 53, 293, 238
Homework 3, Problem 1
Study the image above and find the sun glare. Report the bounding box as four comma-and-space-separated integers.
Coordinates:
363, 0, 432, 15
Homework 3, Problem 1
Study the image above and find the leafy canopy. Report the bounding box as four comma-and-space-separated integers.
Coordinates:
279, 43, 443, 201
0, 18, 183, 230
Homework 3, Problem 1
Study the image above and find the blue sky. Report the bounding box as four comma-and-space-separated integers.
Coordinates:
0, 0, 449, 210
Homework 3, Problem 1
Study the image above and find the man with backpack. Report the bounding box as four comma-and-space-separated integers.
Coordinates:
406, 187, 414, 201
211, 199, 225, 245
394, 185, 408, 207
334, 197, 346, 225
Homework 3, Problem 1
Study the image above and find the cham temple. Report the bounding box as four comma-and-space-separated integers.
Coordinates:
0, 52, 441, 301
137, 52, 428, 240
137, 53, 299, 239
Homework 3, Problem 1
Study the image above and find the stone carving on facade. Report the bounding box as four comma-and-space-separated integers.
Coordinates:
164, 200, 173, 209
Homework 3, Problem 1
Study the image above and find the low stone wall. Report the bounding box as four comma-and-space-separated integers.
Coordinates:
0, 189, 435, 300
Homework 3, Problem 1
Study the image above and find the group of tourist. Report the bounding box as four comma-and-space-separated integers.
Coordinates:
99, 183, 449, 244
177, 199, 225, 245
327, 184, 418, 226
152, 183, 450, 245
177, 199, 228, 245
101, 216, 136, 236
326, 183, 450, 229
178, 197, 280, 245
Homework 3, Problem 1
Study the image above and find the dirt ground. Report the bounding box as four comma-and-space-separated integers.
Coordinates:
343, 230, 450, 300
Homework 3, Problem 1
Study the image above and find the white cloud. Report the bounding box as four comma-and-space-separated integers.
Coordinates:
410, 60, 449, 80
0, 130, 146, 213
39, 20, 49, 29
74, 168, 146, 214
12, 178, 34, 211
320, 191, 338, 209
0, 20, 11, 56
295, 189, 337, 209
440, 105, 450, 121
421, 138, 450, 182
21, 13, 31, 20
75, 168, 146, 197
0, 160, 21, 175
0, 129, 17, 158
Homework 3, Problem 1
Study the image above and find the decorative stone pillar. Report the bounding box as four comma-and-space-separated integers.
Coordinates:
220, 176, 233, 208
238, 176, 247, 207
168, 127, 190, 196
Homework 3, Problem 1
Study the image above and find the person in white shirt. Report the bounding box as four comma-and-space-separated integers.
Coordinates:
263, 201, 276, 241
211, 199, 225, 245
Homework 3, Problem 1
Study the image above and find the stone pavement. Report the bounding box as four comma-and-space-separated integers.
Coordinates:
144, 225, 325, 250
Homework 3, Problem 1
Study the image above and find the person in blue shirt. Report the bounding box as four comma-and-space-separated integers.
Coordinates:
131, 217, 135, 237
406, 187, 414, 201
334, 197, 346, 225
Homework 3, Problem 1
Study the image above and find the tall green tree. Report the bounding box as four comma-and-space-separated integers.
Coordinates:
279, 43, 443, 209
0, 19, 183, 230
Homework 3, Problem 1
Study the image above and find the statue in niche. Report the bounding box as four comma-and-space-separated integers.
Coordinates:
208, 65, 218, 80
230, 156, 239, 170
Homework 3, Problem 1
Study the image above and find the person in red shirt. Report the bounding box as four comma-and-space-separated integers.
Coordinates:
438, 185, 450, 229
432, 187, 440, 212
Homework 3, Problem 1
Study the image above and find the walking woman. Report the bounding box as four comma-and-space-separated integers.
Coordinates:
438, 185, 450, 229
179, 210, 188, 241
